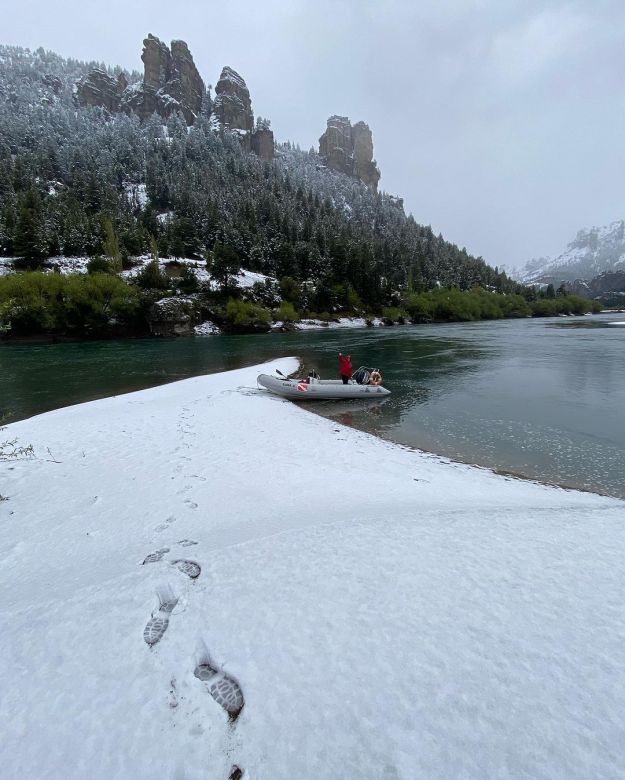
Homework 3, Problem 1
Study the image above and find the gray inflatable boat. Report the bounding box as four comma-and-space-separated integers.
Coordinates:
257, 373, 390, 400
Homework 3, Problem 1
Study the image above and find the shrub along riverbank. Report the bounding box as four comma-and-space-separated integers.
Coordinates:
0, 270, 602, 339
401, 286, 602, 321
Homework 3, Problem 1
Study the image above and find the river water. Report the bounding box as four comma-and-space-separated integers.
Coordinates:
2, 314, 624, 498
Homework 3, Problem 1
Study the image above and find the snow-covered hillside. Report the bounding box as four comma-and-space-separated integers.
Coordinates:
516, 220, 625, 284
0, 42, 519, 297
2, 360, 625, 779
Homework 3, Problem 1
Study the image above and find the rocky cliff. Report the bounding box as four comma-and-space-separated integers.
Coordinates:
564, 270, 625, 299
141, 34, 171, 91
75, 68, 125, 112
251, 123, 274, 161
213, 67, 274, 160
168, 39, 205, 121
318, 115, 380, 191
77, 34, 205, 124
129, 34, 205, 124
75, 35, 273, 160
213, 66, 253, 143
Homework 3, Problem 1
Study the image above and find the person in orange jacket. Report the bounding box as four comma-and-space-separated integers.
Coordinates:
338, 352, 352, 384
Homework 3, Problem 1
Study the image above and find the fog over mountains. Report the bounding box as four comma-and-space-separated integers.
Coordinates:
514, 220, 625, 288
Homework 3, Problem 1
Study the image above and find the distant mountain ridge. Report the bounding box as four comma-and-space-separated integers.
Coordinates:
516, 220, 625, 284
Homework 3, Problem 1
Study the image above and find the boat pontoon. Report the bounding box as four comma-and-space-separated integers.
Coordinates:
257, 369, 390, 400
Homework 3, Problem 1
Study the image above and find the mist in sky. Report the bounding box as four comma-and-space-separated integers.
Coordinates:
4, 0, 625, 270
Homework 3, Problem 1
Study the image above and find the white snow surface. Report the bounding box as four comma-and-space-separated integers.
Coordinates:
236, 269, 272, 288
0, 256, 91, 275
0, 257, 270, 291
2, 358, 625, 780
120, 256, 211, 283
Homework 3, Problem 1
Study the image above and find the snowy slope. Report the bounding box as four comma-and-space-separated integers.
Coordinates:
516, 220, 625, 283
0, 255, 272, 290
1, 360, 625, 780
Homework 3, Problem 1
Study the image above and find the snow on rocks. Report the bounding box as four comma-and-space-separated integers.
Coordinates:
0, 257, 16, 276
151, 295, 196, 314
1, 358, 625, 779
291, 318, 329, 330
194, 320, 220, 336
286, 317, 375, 331
336, 316, 368, 328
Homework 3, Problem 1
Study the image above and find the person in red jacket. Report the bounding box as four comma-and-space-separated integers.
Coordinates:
338, 352, 352, 384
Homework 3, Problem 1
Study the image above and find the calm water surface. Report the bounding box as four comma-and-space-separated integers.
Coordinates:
2, 314, 624, 498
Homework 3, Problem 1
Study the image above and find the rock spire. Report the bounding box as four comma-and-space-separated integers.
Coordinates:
213, 66, 274, 160
75, 35, 273, 160
77, 34, 205, 125
319, 115, 380, 191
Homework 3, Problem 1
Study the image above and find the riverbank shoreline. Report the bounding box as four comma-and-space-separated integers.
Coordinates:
2, 358, 625, 779
313, 411, 622, 500
0, 309, 607, 345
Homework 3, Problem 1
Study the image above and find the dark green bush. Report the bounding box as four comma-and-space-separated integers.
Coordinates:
0, 272, 142, 334
401, 286, 592, 323
529, 295, 593, 316
276, 301, 300, 322
87, 256, 113, 274
223, 298, 271, 331
177, 265, 200, 294
135, 260, 170, 290
382, 307, 408, 323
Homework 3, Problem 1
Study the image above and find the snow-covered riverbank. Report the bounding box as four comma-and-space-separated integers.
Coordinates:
2, 358, 625, 780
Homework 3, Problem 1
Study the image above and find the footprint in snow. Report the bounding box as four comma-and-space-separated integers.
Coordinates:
143, 591, 179, 646
142, 548, 170, 565
141, 552, 201, 579
154, 515, 176, 532
172, 559, 201, 579
184, 500, 199, 510
177, 539, 198, 547
228, 767, 244, 780
194, 661, 244, 721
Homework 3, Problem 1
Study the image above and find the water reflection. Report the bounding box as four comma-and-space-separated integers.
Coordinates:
311, 397, 391, 417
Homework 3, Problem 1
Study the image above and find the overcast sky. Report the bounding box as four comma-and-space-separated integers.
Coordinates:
5, 0, 625, 269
